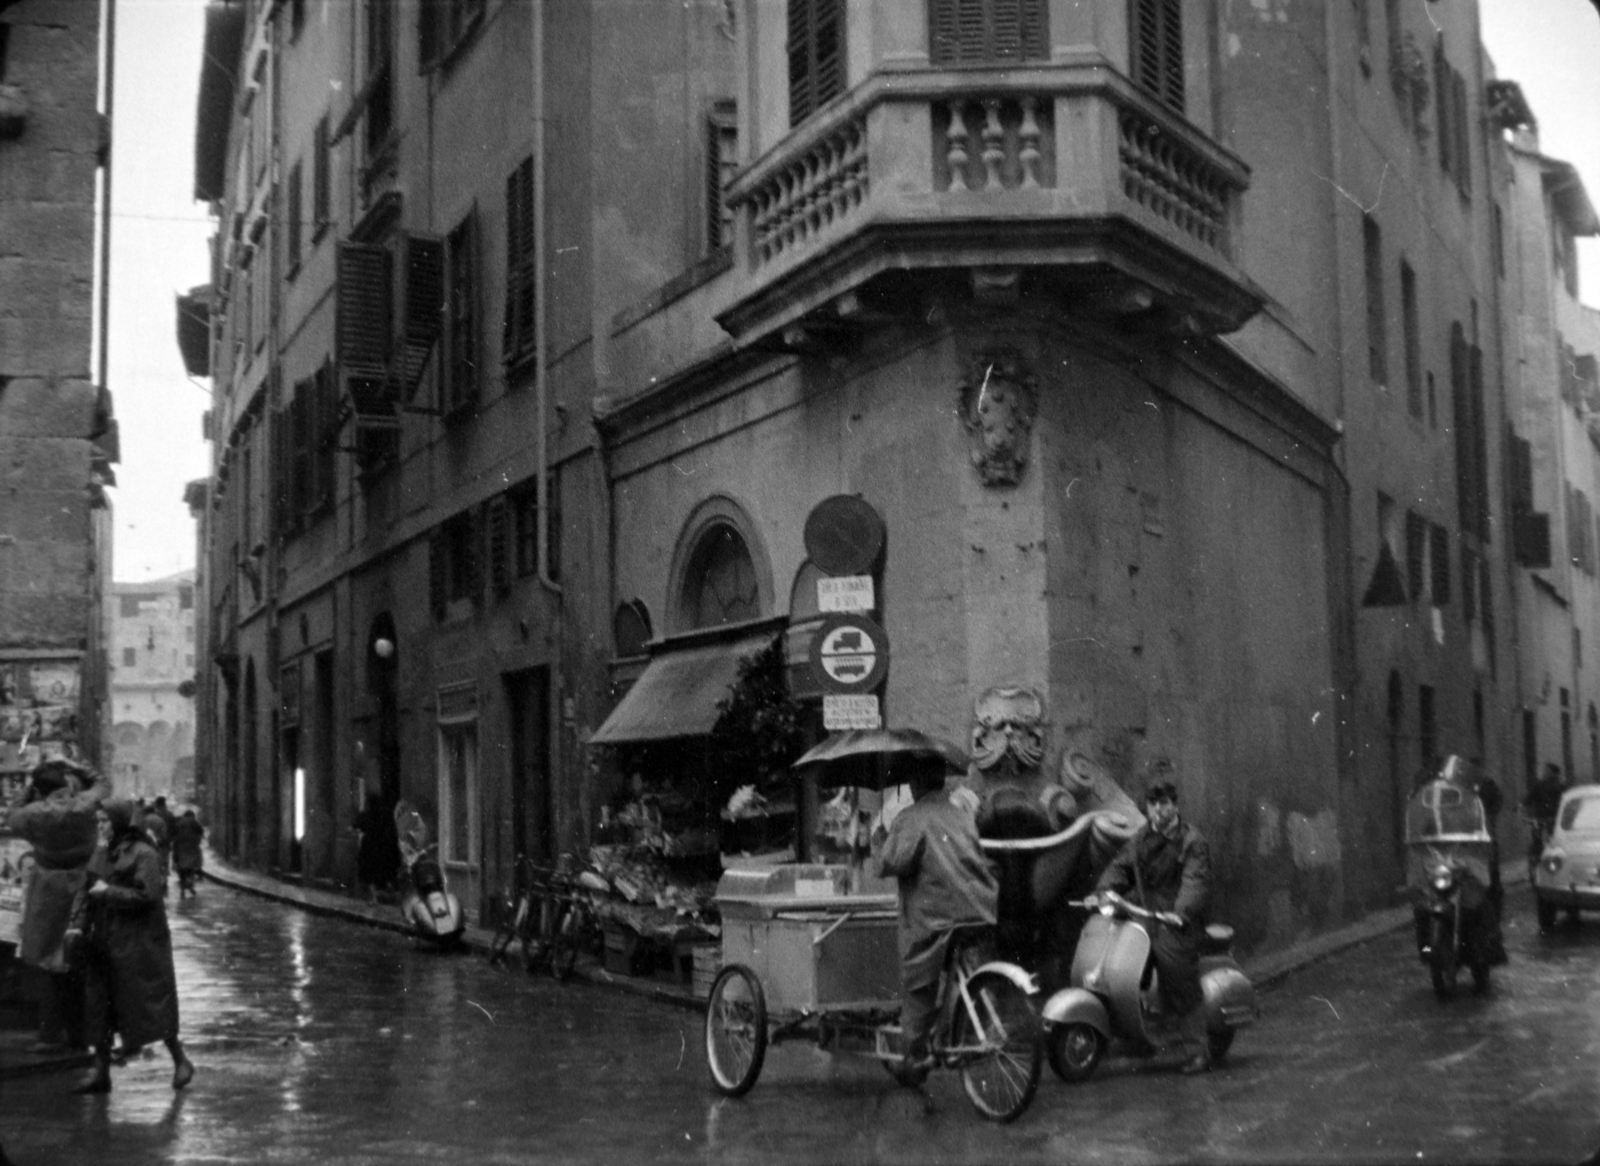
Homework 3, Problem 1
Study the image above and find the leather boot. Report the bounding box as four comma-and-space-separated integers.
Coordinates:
1177, 1004, 1213, 1075
73, 1050, 111, 1094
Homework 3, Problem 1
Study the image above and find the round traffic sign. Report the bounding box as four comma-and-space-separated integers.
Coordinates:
803, 495, 885, 576
807, 613, 890, 694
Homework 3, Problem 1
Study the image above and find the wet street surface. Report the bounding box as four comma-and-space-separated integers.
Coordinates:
3, 885, 1599, 1165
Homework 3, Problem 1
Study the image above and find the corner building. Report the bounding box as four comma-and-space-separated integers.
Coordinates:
190, 0, 1546, 958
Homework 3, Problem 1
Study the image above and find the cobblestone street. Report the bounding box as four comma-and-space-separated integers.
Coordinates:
4, 882, 1599, 1165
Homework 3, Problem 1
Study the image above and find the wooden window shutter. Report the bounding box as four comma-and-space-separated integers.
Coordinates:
419, 0, 441, 70
487, 495, 511, 594
502, 157, 535, 367
271, 407, 290, 533
1469, 344, 1488, 539
290, 382, 311, 520
1461, 545, 1477, 623
445, 211, 479, 414
1454, 70, 1471, 197
429, 529, 447, 620
788, 0, 845, 127
463, 507, 482, 601
337, 241, 393, 374
399, 233, 445, 395
1132, 0, 1184, 115
928, 0, 1048, 65
1405, 510, 1426, 602
1434, 38, 1452, 177
1429, 523, 1450, 605
312, 363, 337, 512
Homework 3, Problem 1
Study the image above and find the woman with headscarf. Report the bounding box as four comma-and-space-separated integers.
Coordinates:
75, 798, 194, 1093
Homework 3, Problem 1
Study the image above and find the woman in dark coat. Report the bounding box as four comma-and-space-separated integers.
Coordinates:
76, 798, 194, 1093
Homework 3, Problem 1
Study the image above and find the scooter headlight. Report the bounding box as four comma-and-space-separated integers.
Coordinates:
1542, 854, 1564, 875
1430, 866, 1456, 894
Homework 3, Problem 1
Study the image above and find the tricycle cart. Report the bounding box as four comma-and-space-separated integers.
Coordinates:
702, 730, 1044, 1122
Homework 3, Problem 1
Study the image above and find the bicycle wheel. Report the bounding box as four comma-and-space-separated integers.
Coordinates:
952, 971, 1042, 1123
549, 902, 579, 981
705, 965, 767, 1097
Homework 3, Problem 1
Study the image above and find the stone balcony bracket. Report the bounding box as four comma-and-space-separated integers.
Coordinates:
717, 64, 1262, 346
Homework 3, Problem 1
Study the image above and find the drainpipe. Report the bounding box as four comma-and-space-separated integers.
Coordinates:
534, 0, 559, 597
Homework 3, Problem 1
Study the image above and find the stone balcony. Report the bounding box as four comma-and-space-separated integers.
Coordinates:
716, 64, 1262, 345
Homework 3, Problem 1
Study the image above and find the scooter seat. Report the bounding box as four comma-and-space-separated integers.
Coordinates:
1201, 924, 1234, 953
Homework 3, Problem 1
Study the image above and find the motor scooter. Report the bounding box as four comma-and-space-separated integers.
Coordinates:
1039, 894, 1257, 1081
1404, 769, 1500, 999
395, 801, 465, 947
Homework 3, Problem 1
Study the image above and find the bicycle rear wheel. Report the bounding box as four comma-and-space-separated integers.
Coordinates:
952, 971, 1042, 1123
705, 965, 767, 1097
549, 902, 580, 981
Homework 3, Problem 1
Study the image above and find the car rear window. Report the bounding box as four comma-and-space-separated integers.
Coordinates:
1559, 796, 1600, 833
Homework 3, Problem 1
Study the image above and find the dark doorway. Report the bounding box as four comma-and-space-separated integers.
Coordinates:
283, 725, 301, 874
243, 660, 258, 865
367, 614, 400, 808
1387, 670, 1405, 866
224, 678, 240, 858
505, 667, 552, 869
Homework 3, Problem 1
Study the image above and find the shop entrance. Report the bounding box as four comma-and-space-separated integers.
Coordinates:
504, 667, 552, 868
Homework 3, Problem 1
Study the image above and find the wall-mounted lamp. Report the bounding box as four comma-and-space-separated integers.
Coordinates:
373, 637, 395, 660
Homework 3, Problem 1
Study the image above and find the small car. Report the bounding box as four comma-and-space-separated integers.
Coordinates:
1532, 784, 1600, 930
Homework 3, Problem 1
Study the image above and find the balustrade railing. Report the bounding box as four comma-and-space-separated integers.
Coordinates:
732, 72, 1244, 273
1116, 103, 1232, 253
748, 113, 869, 266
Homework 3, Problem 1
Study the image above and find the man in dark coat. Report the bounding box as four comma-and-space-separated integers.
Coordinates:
6, 760, 104, 1050
171, 809, 205, 898
77, 798, 194, 1093
873, 757, 999, 1085
1093, 778, 1214, 1073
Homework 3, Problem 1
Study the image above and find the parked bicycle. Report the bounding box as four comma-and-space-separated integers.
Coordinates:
488, 855, 604, 980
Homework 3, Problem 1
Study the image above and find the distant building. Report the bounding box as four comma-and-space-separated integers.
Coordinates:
109, 573, 198, 803
0, 0, 117, 791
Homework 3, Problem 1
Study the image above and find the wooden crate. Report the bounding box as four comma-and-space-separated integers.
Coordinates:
602, 921, 652, 977
691, 942, 722, 1000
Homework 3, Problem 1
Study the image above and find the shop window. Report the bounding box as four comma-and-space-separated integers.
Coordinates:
682, 525, 761, 629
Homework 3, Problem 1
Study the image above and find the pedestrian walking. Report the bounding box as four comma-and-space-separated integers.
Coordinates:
1523, 762, 1567, 867
142, 799, 172, 886
75, 798, 194, 1094
4, 759, 106, 1052
171, 809, 205, 899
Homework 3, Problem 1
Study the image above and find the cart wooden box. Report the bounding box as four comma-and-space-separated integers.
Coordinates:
715, 864, 899, 1012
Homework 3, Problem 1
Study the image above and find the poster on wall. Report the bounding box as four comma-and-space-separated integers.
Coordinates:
0, 835, 31, 946
0, 657, 82, 778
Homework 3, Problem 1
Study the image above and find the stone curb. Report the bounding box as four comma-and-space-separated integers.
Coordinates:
196, 850, 1533, 1009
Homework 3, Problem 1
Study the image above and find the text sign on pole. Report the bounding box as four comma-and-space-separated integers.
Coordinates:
816, 575, 874, 613
808, 614, 890, 694
824, 693, 881, 730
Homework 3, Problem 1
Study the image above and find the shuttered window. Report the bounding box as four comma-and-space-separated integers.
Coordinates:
928, 0, 1049, 65
1131, 0, 1184, 115
313, 115, 330, 232
503, 157, 537, 371
444, 211, 479, 416
336, 241, 393, 375
1429, 523, 1450, 605
1405, 510, 1427, 603
487, 496, 511, 594
1363, 216, 1387, 384
788, 0, 846, 128
286, 160, 303, 273
399, 233, 444, 396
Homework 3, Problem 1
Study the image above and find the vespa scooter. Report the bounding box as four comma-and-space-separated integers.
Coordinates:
1039, 894, 1257, 1081
395, 801, 465, 947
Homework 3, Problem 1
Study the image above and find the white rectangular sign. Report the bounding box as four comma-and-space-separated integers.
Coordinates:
823, 693, 881, 730
817, 575, 875, 613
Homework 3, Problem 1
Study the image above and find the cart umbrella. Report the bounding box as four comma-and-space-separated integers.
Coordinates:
790, 729, 970, 791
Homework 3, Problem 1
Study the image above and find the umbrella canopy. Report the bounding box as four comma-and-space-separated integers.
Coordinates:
791, 728, 970, 791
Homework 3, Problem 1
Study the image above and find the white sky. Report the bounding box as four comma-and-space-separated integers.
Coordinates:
101, 0, 1600, 582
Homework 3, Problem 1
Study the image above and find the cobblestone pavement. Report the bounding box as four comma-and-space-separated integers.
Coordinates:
3, 884, 1598, 1165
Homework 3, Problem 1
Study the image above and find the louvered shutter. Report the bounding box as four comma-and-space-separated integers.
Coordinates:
313, 363, 337, 512
788, 1, 814, 126
290, 382, 311, 520
338, 241, 396, 421
929, 0, 1047, 64
399, 233, 444, 395
463, 508, 482, 602
429, 529, 448, 620
1132, 0, 1184, 115
487, 495, 511, 593
813, 0, 844, 110
1469, 344, 1488, 539
271, 405, 290, 534
419, 0, 441, 70
1430, 524, 1450, 605
502, 159, 535, 367
1454, 71, 1471, 197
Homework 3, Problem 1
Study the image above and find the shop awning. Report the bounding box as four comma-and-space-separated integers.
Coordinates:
588, 628, 779, 746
